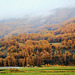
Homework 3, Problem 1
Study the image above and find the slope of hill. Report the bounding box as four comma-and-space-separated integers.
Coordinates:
0, 8, 75, 38
0, 18, 75, 67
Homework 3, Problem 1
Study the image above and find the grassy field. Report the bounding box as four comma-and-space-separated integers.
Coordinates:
50, 42, 62, 47
0, 66, 75, 75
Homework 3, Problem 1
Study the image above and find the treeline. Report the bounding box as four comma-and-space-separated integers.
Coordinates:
0, 38, 75, 67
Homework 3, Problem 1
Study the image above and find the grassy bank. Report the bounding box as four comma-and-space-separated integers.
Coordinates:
0, 66, 75, 75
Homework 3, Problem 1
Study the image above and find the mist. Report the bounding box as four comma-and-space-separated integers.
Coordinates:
0, 0, 75, 20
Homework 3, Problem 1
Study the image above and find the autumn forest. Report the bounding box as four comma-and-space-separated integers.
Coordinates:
0, 16, 75, 67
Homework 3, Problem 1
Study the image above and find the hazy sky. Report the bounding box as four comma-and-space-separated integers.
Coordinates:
0, 0, 75, 19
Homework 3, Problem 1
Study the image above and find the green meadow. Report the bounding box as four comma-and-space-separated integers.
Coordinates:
0, 66, 75, 75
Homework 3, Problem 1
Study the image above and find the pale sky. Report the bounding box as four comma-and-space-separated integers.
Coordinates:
0, 0, 75, 19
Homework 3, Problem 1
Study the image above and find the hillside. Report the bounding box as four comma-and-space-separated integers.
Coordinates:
0, 17, 75, 67
0, 8, 75, 38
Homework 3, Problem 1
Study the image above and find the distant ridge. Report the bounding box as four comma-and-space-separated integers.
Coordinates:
0, 8, 75, 38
